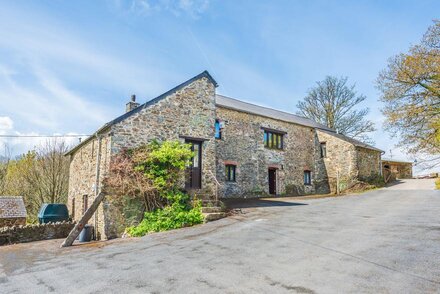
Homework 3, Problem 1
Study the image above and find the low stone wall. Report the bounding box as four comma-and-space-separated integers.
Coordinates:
0, 217, 26, 228
0, 221, 75, 246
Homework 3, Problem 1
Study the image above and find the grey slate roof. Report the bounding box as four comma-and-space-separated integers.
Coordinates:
216, 94, 334, 132
0, 196, 27, 219
65, 70, 382, 155
318, 129, 384, 153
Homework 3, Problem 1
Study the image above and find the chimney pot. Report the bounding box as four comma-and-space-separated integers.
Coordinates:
126, 94, 140, 113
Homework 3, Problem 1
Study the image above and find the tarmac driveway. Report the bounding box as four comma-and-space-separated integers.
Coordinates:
0, 179, 439, 293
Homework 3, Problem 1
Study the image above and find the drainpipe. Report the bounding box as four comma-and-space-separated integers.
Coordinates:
94, 134, 103, 240
379, 151, 385, 176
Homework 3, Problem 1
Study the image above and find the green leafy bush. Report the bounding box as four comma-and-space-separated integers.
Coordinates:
364, 174, 386, 188
127, 191, 204, 237
132, 140, 194, 195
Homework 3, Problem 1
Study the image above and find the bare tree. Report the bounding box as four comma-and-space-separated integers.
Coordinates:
297, 76, 376, 143
2, 140, 70, 221
0, 143, 12, 194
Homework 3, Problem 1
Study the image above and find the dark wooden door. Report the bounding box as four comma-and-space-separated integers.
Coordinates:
185, 140, 202, 189
268, 168, 276, 195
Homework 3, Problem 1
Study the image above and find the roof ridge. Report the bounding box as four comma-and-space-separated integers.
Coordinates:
216, 94, 335, 132
65, 70, 217, 155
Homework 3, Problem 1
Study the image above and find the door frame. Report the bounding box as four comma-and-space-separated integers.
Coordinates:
268, 168, 277, 195
185, 139, 203, 190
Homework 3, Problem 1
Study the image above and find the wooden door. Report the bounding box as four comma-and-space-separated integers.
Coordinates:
268, 168, 276, 195
185, 140, 202, 189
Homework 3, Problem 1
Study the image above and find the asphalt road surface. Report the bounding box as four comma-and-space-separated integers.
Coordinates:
0, 179, 439, 293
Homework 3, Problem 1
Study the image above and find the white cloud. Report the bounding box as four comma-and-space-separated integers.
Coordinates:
0, 117, 13, 134
114, 0, 210, 18
177, 0, 210, 17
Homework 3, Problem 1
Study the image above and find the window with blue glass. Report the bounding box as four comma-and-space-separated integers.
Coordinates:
215, 120, 222, 139
304, 171, 312, 185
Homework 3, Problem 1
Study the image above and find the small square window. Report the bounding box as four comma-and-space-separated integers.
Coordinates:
304, 171, 312, 185
225, 165, 236, 182
320, 142, 327, 158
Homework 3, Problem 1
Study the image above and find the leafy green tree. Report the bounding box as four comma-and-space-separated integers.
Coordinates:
297, 76, 376, 143
377, 20, 440, 168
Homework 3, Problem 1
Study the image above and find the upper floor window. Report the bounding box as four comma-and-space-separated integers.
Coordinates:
304, 171, 312, 185
264, 130, 284, 150
215, 120, 222, 139
320, 142, 327, 158
225, 164, 236, 182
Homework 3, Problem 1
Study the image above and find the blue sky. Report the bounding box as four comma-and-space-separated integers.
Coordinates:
0, 0, 438, 173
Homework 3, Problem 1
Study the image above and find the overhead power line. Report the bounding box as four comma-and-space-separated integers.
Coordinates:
0, 134, 91, 138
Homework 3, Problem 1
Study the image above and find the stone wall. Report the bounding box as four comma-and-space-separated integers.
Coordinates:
215, 107, 316, 198
0, 218, 26, 228
356, 147, 381, 181
0, 221, 75, 246
315, 130, 358, 193
315, 130, 382, 193
382, 161, 413, 180
111, 76, 217, 198
107, 77, 217, 237
67, 76, 217, 240
67, 135, 111, 240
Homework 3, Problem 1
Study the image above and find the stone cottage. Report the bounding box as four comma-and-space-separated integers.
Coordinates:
65, 71, 382, 239
382, 158, 413, 182
0, 196, 27, 227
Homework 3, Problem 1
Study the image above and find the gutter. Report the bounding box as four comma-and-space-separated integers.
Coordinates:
64, 124, 111, 156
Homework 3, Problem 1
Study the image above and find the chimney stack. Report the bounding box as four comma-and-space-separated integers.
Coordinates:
125, 94, 140, 113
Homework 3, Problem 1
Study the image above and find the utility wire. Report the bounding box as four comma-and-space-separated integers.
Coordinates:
0, 135, 91, 138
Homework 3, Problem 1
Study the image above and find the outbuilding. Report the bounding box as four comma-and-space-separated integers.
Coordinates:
382, 158, 413, 182
0, 196, 27, 227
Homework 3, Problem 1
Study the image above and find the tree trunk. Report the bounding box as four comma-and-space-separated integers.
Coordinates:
61, 192, 105, 247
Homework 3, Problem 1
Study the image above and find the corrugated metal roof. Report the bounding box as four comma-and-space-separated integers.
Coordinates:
216, 94, 335, 132
0, 196, 27, 219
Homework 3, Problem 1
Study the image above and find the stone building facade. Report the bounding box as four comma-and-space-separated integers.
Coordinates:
215, 101, 317, 198
315, 130, 382, 193
66, 71, 383, 239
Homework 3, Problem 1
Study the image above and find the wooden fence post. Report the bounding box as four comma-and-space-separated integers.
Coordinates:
61, 192, 105, 247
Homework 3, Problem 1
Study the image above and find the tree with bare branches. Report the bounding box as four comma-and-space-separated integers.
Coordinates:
297, 76, 376, 143
2, 140, 70, 221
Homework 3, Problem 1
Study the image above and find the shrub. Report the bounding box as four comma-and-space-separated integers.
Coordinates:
103, 140, 199, 235
363, 174, 385, 188
127, 191, 204, 237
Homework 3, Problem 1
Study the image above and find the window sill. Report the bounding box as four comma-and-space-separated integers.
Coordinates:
264, 147, 284, 151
